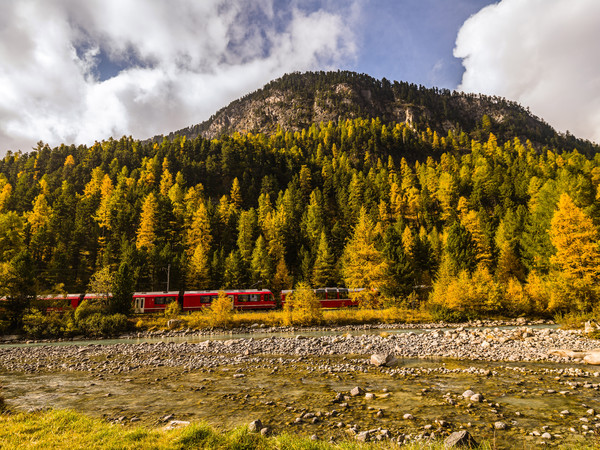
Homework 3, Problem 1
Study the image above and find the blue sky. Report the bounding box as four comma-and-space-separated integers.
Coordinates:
347, 0, 496, 89
0, 0, 598, 155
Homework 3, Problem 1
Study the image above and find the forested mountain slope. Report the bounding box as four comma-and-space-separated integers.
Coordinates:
1, 71, 600, 329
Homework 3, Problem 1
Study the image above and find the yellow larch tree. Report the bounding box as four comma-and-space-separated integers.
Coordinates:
136, 192, 158, 251
550, 193, 600, 289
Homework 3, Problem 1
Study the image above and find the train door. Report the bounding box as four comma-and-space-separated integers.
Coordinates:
134, 297, 144, 313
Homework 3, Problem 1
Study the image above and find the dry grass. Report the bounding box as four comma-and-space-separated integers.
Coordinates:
134, 307, 433, 331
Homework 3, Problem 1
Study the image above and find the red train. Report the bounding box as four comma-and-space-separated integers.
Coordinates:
17, 287, 364, 314
280, 287, 363, 308
133, 289, 276, 313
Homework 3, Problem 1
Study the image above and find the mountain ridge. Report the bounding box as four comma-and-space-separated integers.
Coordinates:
152, 71, 597, 154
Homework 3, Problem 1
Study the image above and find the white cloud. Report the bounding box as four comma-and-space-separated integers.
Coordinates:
0, 0, 359, 154
455, 0, 600, 143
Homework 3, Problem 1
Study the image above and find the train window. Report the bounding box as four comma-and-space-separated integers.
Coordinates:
250, 294, 259, 302
200, 295, 212, 303
338, 289, 349, 298
238, 294, 248, 302
315, 289, 326, 300
326, 289, 338, 299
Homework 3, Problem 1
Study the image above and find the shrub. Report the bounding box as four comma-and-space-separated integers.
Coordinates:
206, 291, 233, 328
22, 309, 72, 338
74, 300, 102, 323
164, 301, 181, 319
283, 282, 322, 326
76, 312, 128, 336
352, 289, 381, 309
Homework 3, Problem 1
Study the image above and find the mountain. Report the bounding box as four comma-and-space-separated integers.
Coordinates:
155, 71, 597, 154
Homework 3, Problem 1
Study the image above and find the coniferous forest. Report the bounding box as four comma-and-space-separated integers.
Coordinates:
1, 71, 600, 332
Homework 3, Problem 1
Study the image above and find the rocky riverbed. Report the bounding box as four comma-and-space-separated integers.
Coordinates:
1, 325, 600, 447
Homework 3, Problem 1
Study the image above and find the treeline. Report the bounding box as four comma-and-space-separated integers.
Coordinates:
1, 116, 600, 329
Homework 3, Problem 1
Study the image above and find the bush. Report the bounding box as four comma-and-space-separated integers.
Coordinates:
206, 291, 233, 328
283, 282, 322, 326
22, 309, 73, 338
74, 300, 102, 323
76, 312, 129, 336
164, 301, 181, 319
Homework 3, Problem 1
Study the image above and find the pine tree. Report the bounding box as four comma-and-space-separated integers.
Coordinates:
312, 232, 336, 287
250, 235, 271, 286
223, 250, 247, 288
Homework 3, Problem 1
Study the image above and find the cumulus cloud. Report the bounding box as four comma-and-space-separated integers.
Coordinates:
0, 0, 359, 154
455, 0, 600, 143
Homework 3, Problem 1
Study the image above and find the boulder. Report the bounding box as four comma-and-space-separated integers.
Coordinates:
444, 430, 479, 448
370, 353, 398, 367
248, 419, 263, 433
350, 386, 365, 397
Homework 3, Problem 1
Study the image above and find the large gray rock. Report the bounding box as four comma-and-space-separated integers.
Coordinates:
370, 353, 398, 367
444, 430, 479, 448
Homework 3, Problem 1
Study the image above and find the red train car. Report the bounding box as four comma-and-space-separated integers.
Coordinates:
133, 289, 277, 313
133, 291, 180, 313
281, 287, 362, 308
34, 293, 86, 311
183, 289, 276, 311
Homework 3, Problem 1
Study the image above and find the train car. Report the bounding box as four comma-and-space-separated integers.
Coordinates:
34, 293, 85, 312
182, 289, 276, 311
133, 291, 180, 313
281, 287, 362, 308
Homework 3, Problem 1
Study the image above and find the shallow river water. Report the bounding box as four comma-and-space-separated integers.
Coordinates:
2, 345, 600, 448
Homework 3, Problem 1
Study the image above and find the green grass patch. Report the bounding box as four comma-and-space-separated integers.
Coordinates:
0, 408, 521, 450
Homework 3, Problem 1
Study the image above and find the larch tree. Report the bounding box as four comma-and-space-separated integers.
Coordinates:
550, 193, 600, 289
341, 208, 389, 293
136, 192, 158, 251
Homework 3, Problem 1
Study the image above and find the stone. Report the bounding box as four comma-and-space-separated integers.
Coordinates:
260, 427, 270, 436
167, 319, 183, 329
541, 432, 552, 440
370, 353, 398, 367
462, 389, 475, 398
403, 413, 414, 420
444, 430, 479, 448
164, 420, 190, 430
494, 421, 507, 430
365, 393, 375, 400
356, 431, 371, 442
470, 393, 483, 402
248, 420, 263, 433
350, 386, 365, 397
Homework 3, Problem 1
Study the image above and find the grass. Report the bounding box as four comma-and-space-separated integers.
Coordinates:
134, 307, 434, 332
3, 409, 598, 449
0, 409, 501, 450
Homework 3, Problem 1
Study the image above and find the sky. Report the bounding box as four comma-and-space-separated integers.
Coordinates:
0, 0, 599, 156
